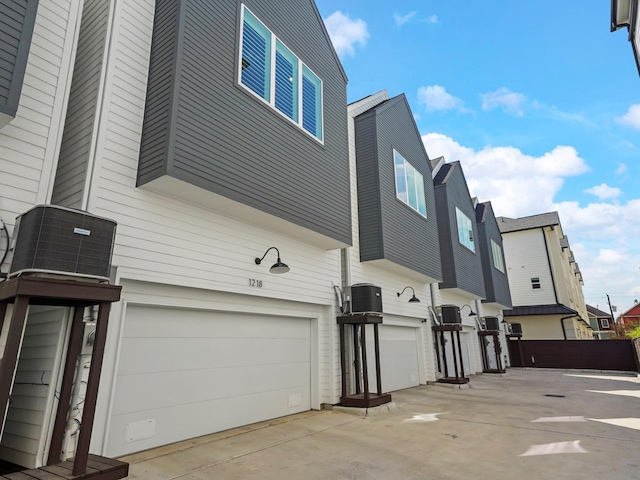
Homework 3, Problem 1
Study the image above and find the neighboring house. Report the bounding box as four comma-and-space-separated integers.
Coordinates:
475, 200, 513, 366
611, 0, 640, 75
431, 158, 487, 374
618, 302, 640, 332
347, 91, 443, 391
586, 304, 616, 339
2, 0, 352, 462
0, 0, 86, 469
498, 212, 592, 340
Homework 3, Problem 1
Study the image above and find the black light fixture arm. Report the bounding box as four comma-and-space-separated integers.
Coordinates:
460, 304, 477, 316
255, 246, 281, 265
397, 286, 416, 298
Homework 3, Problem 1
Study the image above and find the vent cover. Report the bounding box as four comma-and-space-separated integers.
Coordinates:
510, 322, 523, 335
9, 205, 117, 280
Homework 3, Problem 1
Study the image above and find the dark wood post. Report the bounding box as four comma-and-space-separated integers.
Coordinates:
353, 325, 361, 394
48, 306, 86, 465
0, 296, 29, 426
339, 323, 347, 400
373, 323, 383, 396
360, 323, 369, 400
73, 302, 111, 476
456, 330, 465, 378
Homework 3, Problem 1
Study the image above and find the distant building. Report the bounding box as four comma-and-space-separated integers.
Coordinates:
498, 212, 592, 340
618, 302, 640, 333
586, 305, 615, 339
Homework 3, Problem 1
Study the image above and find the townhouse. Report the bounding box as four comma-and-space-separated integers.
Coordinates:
0, 0, 516, 471
498, 212, 592, 340
586, 304, 615, 339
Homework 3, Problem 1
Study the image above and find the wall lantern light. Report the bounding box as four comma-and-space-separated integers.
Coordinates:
255, 247, 290, 274
397, 286, 420, 303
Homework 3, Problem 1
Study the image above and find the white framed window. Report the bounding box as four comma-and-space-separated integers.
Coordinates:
601, 318, 610, 328
491, 239, 505, 272
239, 5, 323, 141
531, 277, 541, 289
393, 150, 426, 217
455, 207, 475, 251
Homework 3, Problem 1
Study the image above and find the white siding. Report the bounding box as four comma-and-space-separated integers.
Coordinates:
0, 307, 68, 469
0, 0, 83, 272
502, 229, 556, 306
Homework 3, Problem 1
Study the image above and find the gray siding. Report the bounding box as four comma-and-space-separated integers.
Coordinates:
434, 162, 485, 297
0, 0, 39, 119
51, 0, 109, 208
354, 95, 442, 280
138, 0, 351, 245
476, 202, 512, 307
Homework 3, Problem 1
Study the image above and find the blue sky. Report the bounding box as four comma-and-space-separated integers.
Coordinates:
314, 0, 640, 313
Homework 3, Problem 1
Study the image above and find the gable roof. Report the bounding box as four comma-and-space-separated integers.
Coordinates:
620, 302, 640, 317
586, 304, 612, 317
497, 211, 561, 233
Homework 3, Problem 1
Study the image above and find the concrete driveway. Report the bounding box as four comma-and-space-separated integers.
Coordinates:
120, 369, 640, 480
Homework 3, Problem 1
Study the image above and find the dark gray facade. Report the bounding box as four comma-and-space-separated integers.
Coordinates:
433, 162, 485, 297
0, 0, 38, 123
354, 95, 442, 281
476, 201, 512, 307
137, 0, 351, 246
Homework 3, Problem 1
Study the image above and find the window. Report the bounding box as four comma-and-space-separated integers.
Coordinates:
455, 207, 475, 251
531, 277, 541, 289
239, 5, 323, 141
491, 239, 505, 272
601, 318, 610, 328
393, 150, 426, 217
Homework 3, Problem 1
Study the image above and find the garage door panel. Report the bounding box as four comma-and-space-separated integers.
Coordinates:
108, 386, 310, 458
123, 308, 308, 339
117, 337, 309, 375
112, 361, 310, 415
108, 305, 312, 456
367, 325, 420, 393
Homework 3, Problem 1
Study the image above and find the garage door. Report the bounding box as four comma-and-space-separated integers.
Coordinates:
107, 306, 311, 457
367, 325, 420, 393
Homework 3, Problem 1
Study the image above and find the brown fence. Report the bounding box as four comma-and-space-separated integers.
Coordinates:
507, 339, 640, 372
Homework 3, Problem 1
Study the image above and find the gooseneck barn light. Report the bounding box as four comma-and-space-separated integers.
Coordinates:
397, 286, 420, 303
255, 247, 290, 274
460, 304, 477, 316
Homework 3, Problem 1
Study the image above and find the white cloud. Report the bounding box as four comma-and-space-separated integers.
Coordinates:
584, 183, 621, 200
417, 85, 465, 112
481, 88, 526, 116
617, 163, 628, 175
422, 132, 640, 311
425, 15, 438, 24
615, 104, 640, 129
394, 11, 417, 26
323, 11, 369, 57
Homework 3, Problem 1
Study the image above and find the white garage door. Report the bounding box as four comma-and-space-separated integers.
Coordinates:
367, 325, 420, 393
107, 305, 311, 457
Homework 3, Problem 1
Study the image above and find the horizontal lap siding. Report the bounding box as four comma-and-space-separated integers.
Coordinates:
51, 0, 109, 208
435, 164, 485, 297
373, 97, 441, 280
477, 202, 511, 307
502, 229, 556, 306
82, 0, 341, 308
0, 307, 66, 468
0, 0, 79, 273
0, 0, 38, 117
138, 0, 351, 245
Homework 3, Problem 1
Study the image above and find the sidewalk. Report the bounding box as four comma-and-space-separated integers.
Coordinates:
120, 369, 640, 480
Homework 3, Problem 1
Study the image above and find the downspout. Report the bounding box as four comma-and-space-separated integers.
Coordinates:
541, 227, 559, 304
